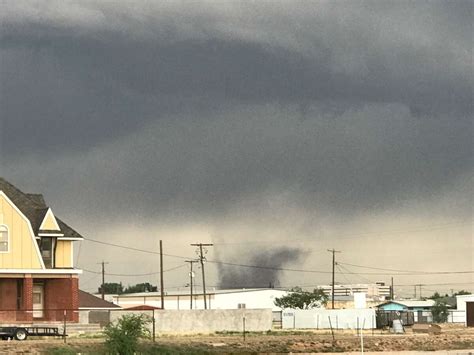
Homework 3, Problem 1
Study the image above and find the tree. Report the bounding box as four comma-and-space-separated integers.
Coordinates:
431, 299, 449, 323
274, 287, 328, 309
104, 314, 151, 355
453, 290, 470, 296
123, 282, 157, 294
428, 291, 441, 300
98, 282, 123, 295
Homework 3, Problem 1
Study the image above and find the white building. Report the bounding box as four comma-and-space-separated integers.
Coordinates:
449, 294, 474, 326
110, 288, 289, 311
317, 282, 390, 299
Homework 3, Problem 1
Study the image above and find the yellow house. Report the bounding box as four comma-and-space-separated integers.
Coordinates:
0, 178, 83, 323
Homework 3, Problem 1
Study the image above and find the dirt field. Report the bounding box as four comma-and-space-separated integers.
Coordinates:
0, 324, 473, 354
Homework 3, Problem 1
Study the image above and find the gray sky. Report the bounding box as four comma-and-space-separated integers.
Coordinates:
0, 1, 472, 296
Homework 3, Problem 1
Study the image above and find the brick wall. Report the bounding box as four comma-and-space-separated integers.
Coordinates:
0, 277, 79, 323
21, 278, 33, 322
44, 277, 79, 322
0, 279, 17, 322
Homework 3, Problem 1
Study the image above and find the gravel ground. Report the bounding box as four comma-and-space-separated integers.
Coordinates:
0, 324, 472, 354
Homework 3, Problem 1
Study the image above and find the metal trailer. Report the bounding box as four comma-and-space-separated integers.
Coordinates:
0, 326, 64, 341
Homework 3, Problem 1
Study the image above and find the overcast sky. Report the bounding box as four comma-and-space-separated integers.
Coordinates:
0, 1, 472, 296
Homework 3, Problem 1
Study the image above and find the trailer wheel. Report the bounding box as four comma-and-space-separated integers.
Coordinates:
14, 329, 27, 341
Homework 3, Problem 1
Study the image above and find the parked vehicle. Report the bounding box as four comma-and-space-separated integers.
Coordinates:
0, 327, 64, 341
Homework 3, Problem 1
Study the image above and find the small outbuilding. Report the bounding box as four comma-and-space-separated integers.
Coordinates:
377, 300, 435, 312
78, 290, 121, 325
455, 294, 474, 327
376, 300, 435, 323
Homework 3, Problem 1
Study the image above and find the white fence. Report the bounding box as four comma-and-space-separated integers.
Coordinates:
447, 310, 465, 324
109, 309, 273, 334
282, 309, 377, 329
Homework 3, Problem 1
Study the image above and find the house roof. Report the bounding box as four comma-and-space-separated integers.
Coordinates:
79, 290, 121, 309
437, 296, 457, 308
111, 288, 288, 298
377, 300, 435, 308
0, 178, 83, 239
124, 305, 162, 310
455, 294, 474, 299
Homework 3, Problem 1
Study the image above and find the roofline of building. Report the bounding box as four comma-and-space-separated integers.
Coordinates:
0, 269, 82, 274
105, 288, 289, 298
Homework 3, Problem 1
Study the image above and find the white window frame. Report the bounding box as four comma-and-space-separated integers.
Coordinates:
0, 225, 10, 253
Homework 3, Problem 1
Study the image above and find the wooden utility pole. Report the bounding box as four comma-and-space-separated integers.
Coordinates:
191, 243, 213, 309
327, 249, 341, 309
99, 261, 109, 300
391, 277, 394, 300
185, 260, 198, 309
160, 240, 165, 309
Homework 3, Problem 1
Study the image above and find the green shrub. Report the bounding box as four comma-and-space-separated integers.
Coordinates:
431, 299, 449, 323
104, 313, 151, 355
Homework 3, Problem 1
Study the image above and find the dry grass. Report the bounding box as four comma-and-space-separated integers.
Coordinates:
0, 323, 472, 354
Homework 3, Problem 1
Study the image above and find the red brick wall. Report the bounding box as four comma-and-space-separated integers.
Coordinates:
44, 277, 79, 322
71, 277, 79, 322
0, 277, 78, 323
21, 278, 33, 322
0, 279, 17, 322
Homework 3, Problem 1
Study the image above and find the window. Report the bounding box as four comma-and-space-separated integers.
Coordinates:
40, 237, 55, 268
237, 303, 246, 309
0, 225, 8, 252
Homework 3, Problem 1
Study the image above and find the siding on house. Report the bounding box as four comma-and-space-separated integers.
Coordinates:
40, 210, 60, 231
0, 194, 43, 269
55, 240, 73, 268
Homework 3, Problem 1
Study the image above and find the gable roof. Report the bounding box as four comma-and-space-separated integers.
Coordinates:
0, 177, 83, 239
125, 305, 162, 310
79, 290, 121, 309
377, 300, 435, 308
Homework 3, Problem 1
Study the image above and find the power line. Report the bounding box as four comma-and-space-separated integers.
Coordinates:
82, 236, 332, 273
207, 260, 333, 274
99, 261, 109, 300
82, 237, 191, 260
185, 260, 199, 309
82, 264, 186, 277
79, 273, 101, 289
336, 264, 352, 285
337, 261, 474, 275
159, 240, 165, 309
336, 263, 374, 284
191, 243, 213, 309
328, 248, 341, 309
81, 237, 474, 276
395, 281, 474, 287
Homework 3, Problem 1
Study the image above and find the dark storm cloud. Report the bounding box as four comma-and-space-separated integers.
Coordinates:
3, 103, 471, 222
1, 1, 472, 158
0, 1, 472, 219
217, 247, 306, 288
1, 2, 471, 293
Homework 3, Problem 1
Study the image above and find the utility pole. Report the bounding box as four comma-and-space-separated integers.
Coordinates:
185, 260, 198, 309
391, 277, 394, 300
160, 240, 165, 309
191, 243, 213, 309
99, 261, 109, 300
327, 249, 341, 309
414, 284, 424, 299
